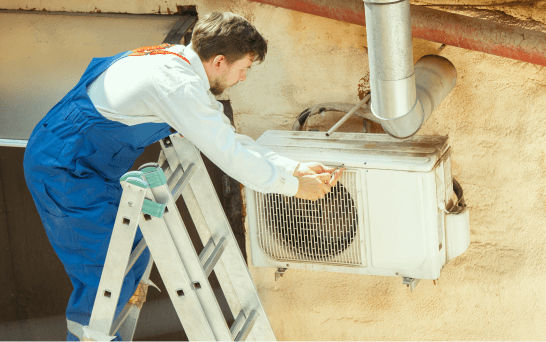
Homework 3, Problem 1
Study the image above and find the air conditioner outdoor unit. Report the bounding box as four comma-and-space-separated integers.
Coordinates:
245, 131, 470, 281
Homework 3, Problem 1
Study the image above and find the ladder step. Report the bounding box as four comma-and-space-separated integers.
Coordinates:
235, 310, 259, 342
160, 158, 170, 174
202, 237, 227, 278
198, 238, 215, 264
230, 310, 245, 337
166, 164, 183, 188
171, 163, 197, 200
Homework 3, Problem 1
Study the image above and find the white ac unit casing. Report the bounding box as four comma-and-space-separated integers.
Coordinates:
245, 131, 470, 280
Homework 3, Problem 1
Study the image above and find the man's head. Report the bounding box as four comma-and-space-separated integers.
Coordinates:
191, 12, 267, 95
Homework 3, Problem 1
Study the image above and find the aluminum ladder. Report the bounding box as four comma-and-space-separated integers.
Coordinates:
81, 134, 276, 341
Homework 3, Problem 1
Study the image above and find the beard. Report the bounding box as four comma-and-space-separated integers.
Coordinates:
209, 78, 229, 96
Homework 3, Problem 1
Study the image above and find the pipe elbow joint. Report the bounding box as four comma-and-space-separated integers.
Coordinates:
372, 55, 457, 139
379, 98, 426, 139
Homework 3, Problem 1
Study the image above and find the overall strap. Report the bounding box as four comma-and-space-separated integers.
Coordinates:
128, 43, 191, 65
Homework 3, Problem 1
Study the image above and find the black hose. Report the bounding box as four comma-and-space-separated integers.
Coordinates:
291, 101, 378, 131
450, 178, 466, 213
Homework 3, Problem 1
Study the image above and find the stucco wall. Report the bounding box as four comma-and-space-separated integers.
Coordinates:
237, 5, 546, 340
4, 0, 546, 339
0, 13, 179, 139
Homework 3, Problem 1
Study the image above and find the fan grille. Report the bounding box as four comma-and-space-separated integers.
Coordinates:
255, 170, 363, 266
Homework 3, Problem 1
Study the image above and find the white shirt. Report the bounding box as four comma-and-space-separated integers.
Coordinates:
87, 44, 300, 196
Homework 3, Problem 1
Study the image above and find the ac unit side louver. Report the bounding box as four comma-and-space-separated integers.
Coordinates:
245, 131, 470, 280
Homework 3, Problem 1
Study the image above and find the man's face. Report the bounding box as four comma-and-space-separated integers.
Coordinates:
209, 54, 254, 95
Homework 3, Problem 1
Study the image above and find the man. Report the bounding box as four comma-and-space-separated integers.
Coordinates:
23, 12, 344, 341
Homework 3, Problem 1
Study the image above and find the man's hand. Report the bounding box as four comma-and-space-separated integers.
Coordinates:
293, 163, 346, 201
294, 162, 338, 177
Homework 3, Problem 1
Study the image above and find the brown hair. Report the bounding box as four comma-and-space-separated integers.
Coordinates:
191, 12, 267, 64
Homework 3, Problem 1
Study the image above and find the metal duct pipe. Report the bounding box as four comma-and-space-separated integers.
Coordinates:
364, 0, 456, 138
414, 55, 457, 124
379, 55, 457, 138
364, 0, 420, 138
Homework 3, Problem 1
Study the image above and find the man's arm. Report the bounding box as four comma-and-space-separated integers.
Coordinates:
152, 82, 345, 200
154, 82, 300, 196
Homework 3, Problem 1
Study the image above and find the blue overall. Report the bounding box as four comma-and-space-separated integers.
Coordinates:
23, 50, 174, 340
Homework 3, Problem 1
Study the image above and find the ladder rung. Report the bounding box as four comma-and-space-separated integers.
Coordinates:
198, 238, 215, 264
158, 150, 170, 175
166, 164, 183, 189
202, 237, 227, 278
124, 239, 148, 277
235, 310, 259, 341
230, 310, 245, 337
171, 163, 197, 200
161, 159, 171, 174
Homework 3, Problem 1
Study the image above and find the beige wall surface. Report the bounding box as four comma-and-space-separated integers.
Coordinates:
4, 0, 546, 340
0, 12, 178, 139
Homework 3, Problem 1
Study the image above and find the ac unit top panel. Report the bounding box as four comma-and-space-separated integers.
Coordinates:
257, 131, 449, 172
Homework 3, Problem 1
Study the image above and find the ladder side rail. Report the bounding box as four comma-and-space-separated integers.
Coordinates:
138, 188, 216, 341
160, 140, 247, 328
87, 181, 147, 339
145, 170, 233, 341
165, 135, 277, 341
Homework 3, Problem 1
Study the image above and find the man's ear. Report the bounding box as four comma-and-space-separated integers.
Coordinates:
212, 55, 227, 68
